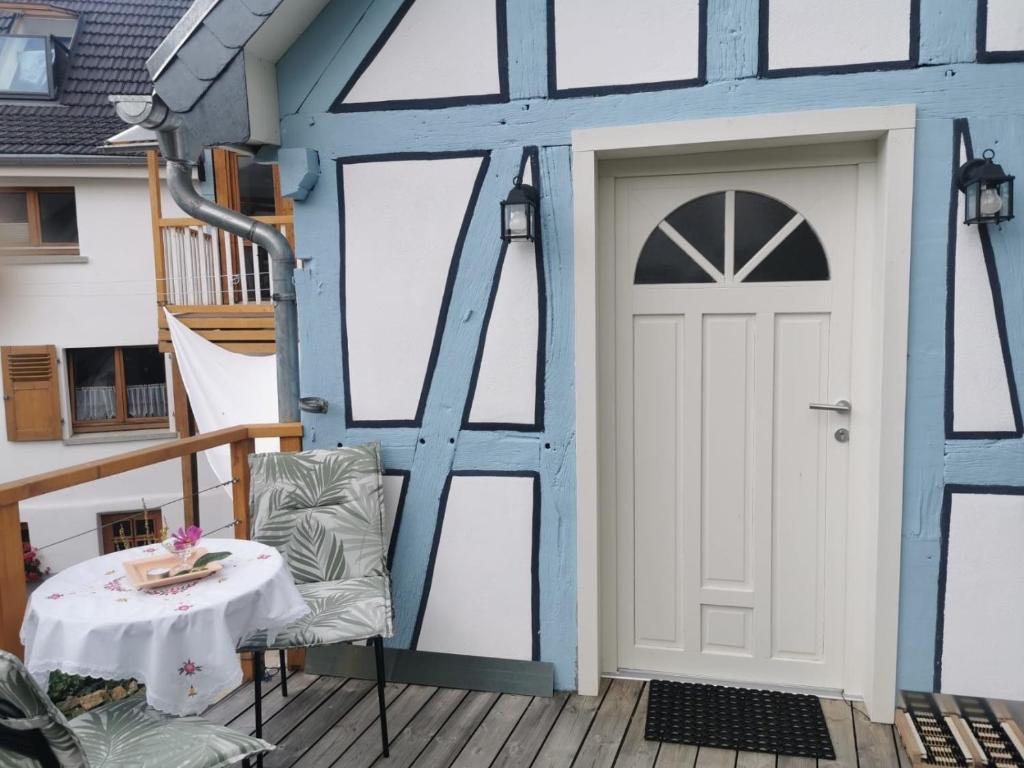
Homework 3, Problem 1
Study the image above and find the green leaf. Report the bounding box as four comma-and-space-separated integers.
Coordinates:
190, 551, 231, 571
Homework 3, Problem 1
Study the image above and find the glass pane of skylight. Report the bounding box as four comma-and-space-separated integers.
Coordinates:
0, 36, 51, 96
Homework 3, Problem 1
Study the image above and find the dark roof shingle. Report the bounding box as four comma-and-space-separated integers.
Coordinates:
0, 0, 190, 156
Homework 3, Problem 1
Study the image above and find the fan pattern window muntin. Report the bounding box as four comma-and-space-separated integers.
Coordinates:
634, 190, 830, 285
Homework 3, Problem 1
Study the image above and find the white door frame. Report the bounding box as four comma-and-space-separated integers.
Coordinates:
572, 105, 916, 723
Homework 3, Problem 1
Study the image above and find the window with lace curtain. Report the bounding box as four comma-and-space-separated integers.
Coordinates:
67, 346, 169, 433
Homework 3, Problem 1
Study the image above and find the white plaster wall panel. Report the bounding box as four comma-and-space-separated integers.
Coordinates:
468, 155, 539, 425
341, 0, 502, 106
985, 0, 1024, 53
382, 473, 407, 555
765, 0, 912, 71
941, 492, 1024, 701
552, 0, 701, 91
415, 474, 536, 660
343, 155, 484, 422
951, 137, 1017, 433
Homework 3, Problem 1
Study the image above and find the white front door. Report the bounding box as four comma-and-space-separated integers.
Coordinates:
613, 162, 857, 689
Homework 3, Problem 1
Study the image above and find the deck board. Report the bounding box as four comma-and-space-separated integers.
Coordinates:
265, 678, 375, 767
411, 691, 500, 768
211, 674, 905, 768
337, 684, 438, 768
819, 698, 857, 768
369, 686, 466, 767
574, 679, 646, 768
613, 683, 660, 768
852, 702, 899, 768
653, 742, 698, 767
290, 682, 406, 768
694, 747, 737, 767
449, 693, 532, 767
734, 750, 774, 767
531, 678, 611, 768
491, 691, 569, 768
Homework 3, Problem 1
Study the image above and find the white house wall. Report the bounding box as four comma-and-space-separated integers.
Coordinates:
947, 122, 1022, 437
340, 154, 488, 425
762, 0, 916, 74
983, 0, 1024, 57
466, 149, 543, 428
938, 489, 1024, 701
413, 473, 538, 660
550, 0, 703, 94
0, 170, 232, 572
336, 0, 505, 110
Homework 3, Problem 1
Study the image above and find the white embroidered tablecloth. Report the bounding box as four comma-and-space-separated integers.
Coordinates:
20, 538, 308, 716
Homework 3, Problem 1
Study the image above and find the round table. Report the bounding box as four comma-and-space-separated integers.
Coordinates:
21, 538, 308, 716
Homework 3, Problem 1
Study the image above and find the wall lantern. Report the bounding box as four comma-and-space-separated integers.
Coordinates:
958, 148, 1014, 225
500, 176, 539, 243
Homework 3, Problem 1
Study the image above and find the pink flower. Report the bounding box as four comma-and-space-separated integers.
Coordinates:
176, 603, 192, 612
257, 553, 271, 561
178, 659, 202, 676
46, 593, 62, 600
171, 525, 203, 551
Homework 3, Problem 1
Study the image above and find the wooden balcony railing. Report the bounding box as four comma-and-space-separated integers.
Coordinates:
147, 152, 296, 311
0, 423, 302, 657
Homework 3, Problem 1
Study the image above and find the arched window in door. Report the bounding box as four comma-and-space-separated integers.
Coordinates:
634, 190, 830, 284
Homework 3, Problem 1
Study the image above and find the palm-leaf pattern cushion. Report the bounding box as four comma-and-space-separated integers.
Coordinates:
244, 445, 394, 648
239, 576, 393, 650
0, 650, 87, 768
69, 697, 272, 768
250, 446, 388, 582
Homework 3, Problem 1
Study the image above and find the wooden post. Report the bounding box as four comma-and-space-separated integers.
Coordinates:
231, 436, 256, 680
170, 356, 199, 529
147, 151, 167, 306
0, 502, 26, 657
277, 433, 305, 671
230, 437, 255, 540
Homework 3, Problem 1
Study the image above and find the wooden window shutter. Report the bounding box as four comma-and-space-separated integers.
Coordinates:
2, 345, 62, 441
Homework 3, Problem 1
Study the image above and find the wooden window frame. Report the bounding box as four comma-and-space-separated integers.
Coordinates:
68, 346, 168, 434
99, 510, 164, 555
0, 187, 79, 257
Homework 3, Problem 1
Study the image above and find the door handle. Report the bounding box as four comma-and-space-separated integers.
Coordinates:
808, 399, 851, 413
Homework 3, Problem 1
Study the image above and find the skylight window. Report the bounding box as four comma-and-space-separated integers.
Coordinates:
0, 8, 76, 100
0, 35, 60, 98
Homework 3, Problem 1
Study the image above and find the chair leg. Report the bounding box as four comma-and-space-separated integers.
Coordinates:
253, 652, 264, 768
373, 636, 389, 758
279, 649, 288, 697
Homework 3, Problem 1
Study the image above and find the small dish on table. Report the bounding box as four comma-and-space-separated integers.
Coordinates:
123, 547, 224, 590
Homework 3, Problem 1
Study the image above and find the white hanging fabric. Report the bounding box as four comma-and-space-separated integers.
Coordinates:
164, 310, 279, 492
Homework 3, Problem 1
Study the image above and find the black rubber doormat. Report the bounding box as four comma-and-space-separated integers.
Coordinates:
644, 679, 835, 760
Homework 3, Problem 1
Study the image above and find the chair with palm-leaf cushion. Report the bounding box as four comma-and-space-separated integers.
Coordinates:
0, 650, 273, 768
236, 444, 394, 758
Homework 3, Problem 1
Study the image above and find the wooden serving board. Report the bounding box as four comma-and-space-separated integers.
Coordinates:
123, 547, 223, 590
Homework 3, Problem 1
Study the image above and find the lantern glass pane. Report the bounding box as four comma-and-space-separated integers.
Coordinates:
505, 202, 531, 238
964, 182, 979, 223
1000, 179, 1013, 219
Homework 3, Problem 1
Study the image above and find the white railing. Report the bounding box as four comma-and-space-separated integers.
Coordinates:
157, 216, 293, 307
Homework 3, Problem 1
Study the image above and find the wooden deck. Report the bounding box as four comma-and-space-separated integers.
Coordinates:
205, 669, 912, 768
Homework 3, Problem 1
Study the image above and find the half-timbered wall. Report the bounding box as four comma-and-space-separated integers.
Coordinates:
276, 0, 1024, 695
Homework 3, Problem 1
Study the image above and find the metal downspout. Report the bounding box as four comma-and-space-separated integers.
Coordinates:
164, 162, 299, 422
110, 94, 300, 423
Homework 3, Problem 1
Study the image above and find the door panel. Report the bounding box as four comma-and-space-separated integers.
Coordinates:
632, 315, 685, 648
771, 313, 829, 661
614, 163, 856, 689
